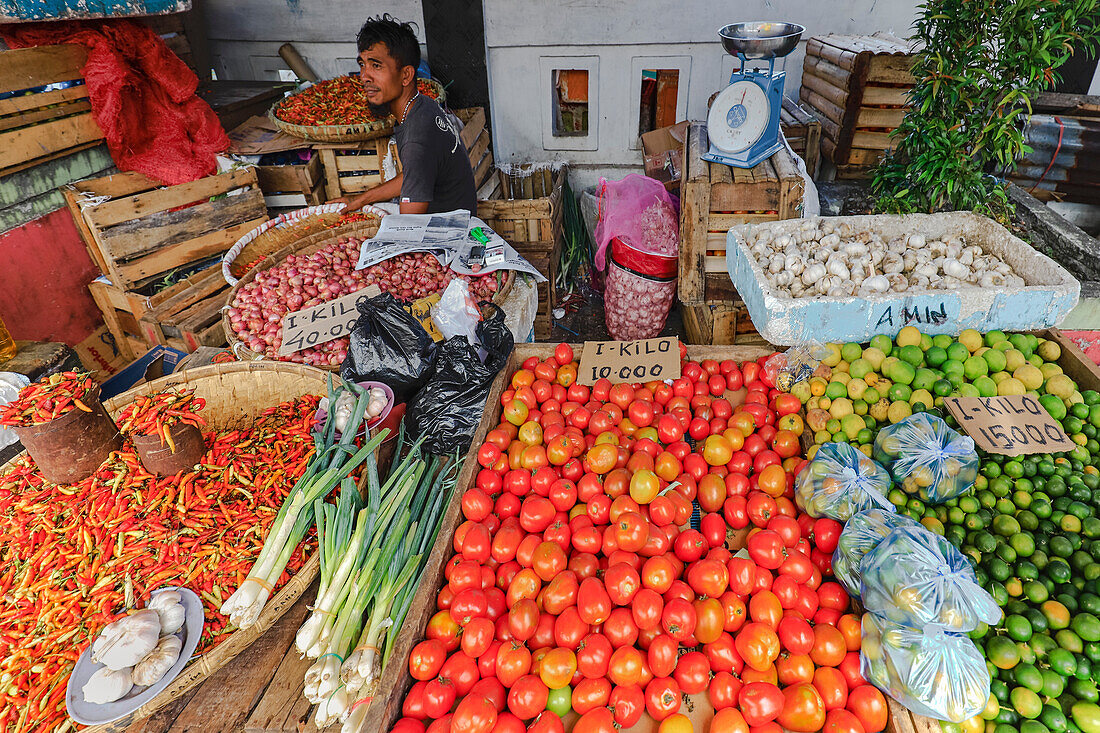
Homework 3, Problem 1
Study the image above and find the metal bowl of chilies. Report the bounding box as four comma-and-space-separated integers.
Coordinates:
132, 423, 206, 476
11, 383, 123, 484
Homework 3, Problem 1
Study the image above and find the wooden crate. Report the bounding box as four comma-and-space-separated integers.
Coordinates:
887, 698, 942, 733
800, 34, 915, 174
0, 44, 105, 178
62, 168, 267, 291
477, 165, 567, 341
87, 265, 231, 361
318, 107, 493, 201
455, 107, 496, 193
682, 301, 771, 346
316, 137, 400, 200
255, 154, 326, 209
781, 97, 822, 177
679, 123, 804, 308
87, 279, 163, 362
357, 342, 778, 731
139, 266, 231, 353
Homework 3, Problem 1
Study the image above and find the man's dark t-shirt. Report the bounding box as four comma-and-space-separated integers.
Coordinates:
394, 95, 477, 214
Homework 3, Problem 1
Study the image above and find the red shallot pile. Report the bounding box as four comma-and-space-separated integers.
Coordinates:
227, 237, 499, 366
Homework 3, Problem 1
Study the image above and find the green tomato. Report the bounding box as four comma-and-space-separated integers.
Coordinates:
546, 685, 572, 716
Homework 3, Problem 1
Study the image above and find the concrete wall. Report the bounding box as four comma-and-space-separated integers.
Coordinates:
202, 0, 919, 182
484, 0, 919, 183
204, 0, 425, 81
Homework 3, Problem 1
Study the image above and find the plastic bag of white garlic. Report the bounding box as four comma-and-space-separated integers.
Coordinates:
604, 259, 677, 341
745, 219, 1026, 298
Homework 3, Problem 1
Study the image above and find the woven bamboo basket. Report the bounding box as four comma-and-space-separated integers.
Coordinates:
222, 204, 389, 285
0, 362, 331, 733
271, 78, 446, 143
222, 221, 515, 370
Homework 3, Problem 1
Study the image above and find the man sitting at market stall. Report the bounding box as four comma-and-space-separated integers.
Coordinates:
335, 15, 477, 215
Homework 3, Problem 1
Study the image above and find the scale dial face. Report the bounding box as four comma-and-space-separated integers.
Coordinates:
708, 79, 770, 154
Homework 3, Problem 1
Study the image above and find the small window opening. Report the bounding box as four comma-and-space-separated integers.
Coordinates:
552, 69, 589, 136
638, 69, 680, 136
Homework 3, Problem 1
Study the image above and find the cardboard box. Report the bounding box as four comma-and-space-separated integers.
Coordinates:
74, 326, 129, 380
641, 120, 689, 192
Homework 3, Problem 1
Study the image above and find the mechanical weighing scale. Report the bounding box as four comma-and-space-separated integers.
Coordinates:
704, 21, 805, 168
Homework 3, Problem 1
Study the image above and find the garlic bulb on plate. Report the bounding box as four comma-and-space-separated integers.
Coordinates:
83, 667, 134, 704
148, 591, 185, 634
132, 635, 183, 687
91, 609, 160, 671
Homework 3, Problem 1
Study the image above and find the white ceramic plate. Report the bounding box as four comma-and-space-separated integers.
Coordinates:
66, 587, 204, 725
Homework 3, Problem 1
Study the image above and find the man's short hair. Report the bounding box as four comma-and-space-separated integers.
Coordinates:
356, 14, 421, 71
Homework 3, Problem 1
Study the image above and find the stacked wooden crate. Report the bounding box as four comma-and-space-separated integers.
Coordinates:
255, 154, 326, 209
316, 107, 492, 202
1010, 91, 1100, 205
679, 123, 804, 345
799, 34, 915, 179
139, 267, 231, 353
64, 168, 266, 355
316, 137, 401, 202
478, 165, 566, 341
0, 44, 104, 178
780, 98, 822, 177
455, 108, 496, 194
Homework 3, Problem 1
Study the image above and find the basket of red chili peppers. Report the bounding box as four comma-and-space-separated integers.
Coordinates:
0, 371, 122, 484
118, 388, 208, 476
271, 76, 446, 143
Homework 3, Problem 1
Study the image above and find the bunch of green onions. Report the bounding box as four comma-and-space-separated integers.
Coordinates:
289, 420, 460, 728
220, 378, 388, 629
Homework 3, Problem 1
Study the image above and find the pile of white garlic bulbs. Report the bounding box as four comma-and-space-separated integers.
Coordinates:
318, 386, 389, 434
82, 591, 188, 704
742, 219, 1026, 298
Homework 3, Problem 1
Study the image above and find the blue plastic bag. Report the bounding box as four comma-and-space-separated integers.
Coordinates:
832, 508, 919, 598
873, 413, 978, 503
794, 442, 893, 521
860, 525, 1002, 633
860, 613, 991, 723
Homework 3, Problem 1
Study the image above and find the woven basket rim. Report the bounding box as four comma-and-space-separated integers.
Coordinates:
270, 78, 445, 142
222, 204, 388, 285
222, 222, 514, 370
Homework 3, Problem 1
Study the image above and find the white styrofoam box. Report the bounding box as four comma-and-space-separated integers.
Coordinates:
725, 213, 1081, 346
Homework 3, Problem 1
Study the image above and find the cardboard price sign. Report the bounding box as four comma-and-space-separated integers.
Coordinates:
944, 395, 1076, 456
577, 338, 681, 386
278, 286, 381, 355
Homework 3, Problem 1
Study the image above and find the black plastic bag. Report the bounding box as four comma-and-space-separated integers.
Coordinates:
341, 292, 437, 403
406, 303, 514, 455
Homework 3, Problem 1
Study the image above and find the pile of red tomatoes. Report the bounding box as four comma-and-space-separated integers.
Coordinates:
394, 343, 891, 733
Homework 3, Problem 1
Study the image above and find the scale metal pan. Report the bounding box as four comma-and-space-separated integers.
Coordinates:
718, 22, 804, 59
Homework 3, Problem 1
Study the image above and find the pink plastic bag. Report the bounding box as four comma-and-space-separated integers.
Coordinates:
595, 175, 680, 340
594, 174, 680, 271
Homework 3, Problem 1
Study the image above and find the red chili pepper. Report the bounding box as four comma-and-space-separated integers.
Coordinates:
0, 394, 321, 733
273, 75, 440, 127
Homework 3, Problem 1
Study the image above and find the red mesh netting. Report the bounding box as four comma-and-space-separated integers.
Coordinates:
3, 19, 229, 185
